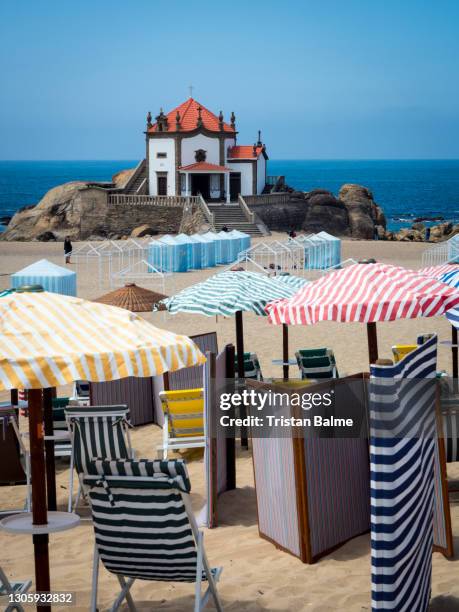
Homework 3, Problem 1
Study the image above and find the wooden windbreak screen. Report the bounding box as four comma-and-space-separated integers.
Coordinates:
248, 374, 371, 563
206, 345, 236, 528
90, 376, 155, 426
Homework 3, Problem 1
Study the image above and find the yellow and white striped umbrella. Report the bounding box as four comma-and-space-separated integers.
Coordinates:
0, 290, 205, 390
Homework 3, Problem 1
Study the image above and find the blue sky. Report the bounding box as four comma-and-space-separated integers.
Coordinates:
1, 0, 458, 160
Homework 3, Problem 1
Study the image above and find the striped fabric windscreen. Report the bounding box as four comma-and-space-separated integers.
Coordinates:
304, 438, 370, 558
84, 458, 207, 582
251, 436, 302, 558
370, 334, 438, 612
65, 406, 131, 475
168, 332, 218, 391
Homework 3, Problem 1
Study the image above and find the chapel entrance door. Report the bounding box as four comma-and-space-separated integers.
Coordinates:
191, 174, 210, 200
230, 173, 241, 201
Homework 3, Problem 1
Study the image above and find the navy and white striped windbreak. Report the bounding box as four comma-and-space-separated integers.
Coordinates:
370, 334, 437, 612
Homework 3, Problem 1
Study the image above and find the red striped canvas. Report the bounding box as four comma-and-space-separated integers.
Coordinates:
266, 263, 459, 326
419, 264, 459, 278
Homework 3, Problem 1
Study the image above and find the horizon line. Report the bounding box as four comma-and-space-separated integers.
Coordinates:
1, 157, 459, 163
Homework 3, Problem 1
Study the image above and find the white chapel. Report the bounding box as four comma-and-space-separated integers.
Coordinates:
145, 97, 268, 202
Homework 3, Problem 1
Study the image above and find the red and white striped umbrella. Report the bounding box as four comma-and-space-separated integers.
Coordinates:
265, 263, 459, 363
418, 264, 459, 279
267, 263, 459, 325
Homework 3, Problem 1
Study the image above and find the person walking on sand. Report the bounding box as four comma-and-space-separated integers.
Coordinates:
64, 236, 72, 264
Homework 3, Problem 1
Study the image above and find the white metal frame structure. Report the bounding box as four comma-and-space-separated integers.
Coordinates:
422, 235, 459, 268
111, 259, 167, 294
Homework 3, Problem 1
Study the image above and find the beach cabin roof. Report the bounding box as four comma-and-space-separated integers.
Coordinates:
11, 259, 77, 296
12, 259, 75, 278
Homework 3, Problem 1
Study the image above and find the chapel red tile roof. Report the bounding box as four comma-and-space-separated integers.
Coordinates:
228, 145, 264, 159
149, 98, 235, 133
179, 162, 231, 172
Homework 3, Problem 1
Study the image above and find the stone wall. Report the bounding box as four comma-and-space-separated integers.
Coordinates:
106, 203, 183, 238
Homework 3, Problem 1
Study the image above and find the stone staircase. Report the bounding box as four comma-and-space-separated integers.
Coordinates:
124, 160, 147, 194
208, 203, 267, 236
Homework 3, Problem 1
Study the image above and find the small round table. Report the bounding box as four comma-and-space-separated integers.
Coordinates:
0, 511, 80, 535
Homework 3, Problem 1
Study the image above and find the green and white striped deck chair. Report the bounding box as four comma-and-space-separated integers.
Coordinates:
234, 352, 263, 380
0, 565, 32, 612
295, 348, 338, 380
65, 405, 134, 513
84, 458, 223, 612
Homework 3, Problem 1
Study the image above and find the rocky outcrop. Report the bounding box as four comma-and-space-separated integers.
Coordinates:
338, 184, 386, 239
250, 185, 386, 239
130, 224, 157, 238
0, 168, 186, 241
179, 203, 209, 235
301, 190, 350, 236
0, 181, 104, 241
112, 168, 135, 188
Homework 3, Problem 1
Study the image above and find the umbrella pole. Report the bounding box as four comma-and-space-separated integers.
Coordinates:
452, 325, 458, 393
283, 324, 289, 381
10, 389, 18, 406
28, 388, 51, 611
43, 388, 57, 511
235, 311, 248, 448
366, 322, 379, 365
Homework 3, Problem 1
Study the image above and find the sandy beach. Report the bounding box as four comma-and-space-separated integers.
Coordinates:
1, 235, 458, 611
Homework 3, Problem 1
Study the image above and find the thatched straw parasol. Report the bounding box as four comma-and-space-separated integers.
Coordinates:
93, 283, 168, 312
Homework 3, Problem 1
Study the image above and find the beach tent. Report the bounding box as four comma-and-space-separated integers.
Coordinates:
11, 259, 77, 296
201, 231, 224, 264
148, 237, 188, 273
0, 288, 205, 606
266, 262, 459, 364
217, 231, 234, 264
228, 229, 251, 257
297, 234, 332, 270
175, 233, 202, 269
158, 235, 188, 272
315, 231, 341, 268
448, 235, 459, 263
189, 234, 215, 268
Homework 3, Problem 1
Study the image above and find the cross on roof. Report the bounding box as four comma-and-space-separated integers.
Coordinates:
188, 84, 194, 98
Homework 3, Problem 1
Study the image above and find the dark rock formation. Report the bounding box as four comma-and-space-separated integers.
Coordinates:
251, 185, 386, 239
338, 184, 386, 239
36, 231, 57, 242
302, 190, 350, 235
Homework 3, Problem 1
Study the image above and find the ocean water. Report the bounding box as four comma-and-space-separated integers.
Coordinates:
1, 159, 458, 232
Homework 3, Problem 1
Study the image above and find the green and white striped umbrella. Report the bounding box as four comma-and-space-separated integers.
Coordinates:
273, 274, 309, 291
161, 271, 306, 389
162, 271, 298, 317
